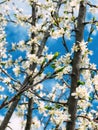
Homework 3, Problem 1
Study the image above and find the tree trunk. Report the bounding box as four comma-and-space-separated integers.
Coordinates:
24, 2, 37, 129
66, 1, 87, 130
25, 98, 33, 130
0, 98, 20, 130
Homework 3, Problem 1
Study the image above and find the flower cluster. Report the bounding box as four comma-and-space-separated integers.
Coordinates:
72, 85, 89, 100
0, 0, 98, 130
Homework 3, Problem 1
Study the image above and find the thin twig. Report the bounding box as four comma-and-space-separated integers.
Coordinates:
62, 34, 69, 53
87, 2, 98, 8
0, 67, 22, 85
0, 0, 7, 5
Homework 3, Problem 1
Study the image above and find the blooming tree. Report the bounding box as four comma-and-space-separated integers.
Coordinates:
0, 0, 98, 130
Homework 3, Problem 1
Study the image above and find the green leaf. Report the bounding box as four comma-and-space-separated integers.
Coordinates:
92, 16, 96, 21
55, 104, 62, 109
1, 62, 6, 65
50, 63, 56, 69
56, 66, 65, 73
64, 27, 67, 31
45, 106, 54, 110
89, 96, 92, 100
88, 37, 92, 42
53, 52, 59, 59
77, 80, 85, 86
71, 16, 75, 21
41, 58, 46, 66
54, 22, 57, 26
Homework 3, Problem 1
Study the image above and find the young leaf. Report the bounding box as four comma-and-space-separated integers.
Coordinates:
77, 80, 85, 86
53, 52, 59, 59
45, 106, 54, 110
50, 63, 56, 69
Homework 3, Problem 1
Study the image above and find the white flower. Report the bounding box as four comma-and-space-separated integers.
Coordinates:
93, 75, 98, 91
0, 95, 6, 100
46, 54, 54, 60
18, 40, 26, 51
78, 100, 91, 109
32, 117, 41, 128
80, 42, 87, 50
8, 84, 14, 93
13, 66, 20, 76
35, 84, 43, 90
12, 43, 16, 50
90, 63, 96, 69
50, 28, 65, 39
37, 57, 44, 64
90, 7, 97, 14
0, 86, 4, 91
70, 0, 79, 7
50, 109, 70, 125
4, 77, 11, 83
72, 44, 79, 52
27, 38, 38, 45
63, 53, 71, 64
18, 40, 25, 47
27, 54, 38, 63
72, 85, 89, 99
38, 102, 45, 114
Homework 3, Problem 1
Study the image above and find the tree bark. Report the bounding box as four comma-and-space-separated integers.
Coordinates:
25, 98, 33, 130
66, 1, 87, 130
0, 98, 20, 130
25, 2, 37, 129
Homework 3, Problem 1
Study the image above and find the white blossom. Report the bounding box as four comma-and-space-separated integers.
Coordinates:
13, 66, 20, 76
72, 85, 89, 99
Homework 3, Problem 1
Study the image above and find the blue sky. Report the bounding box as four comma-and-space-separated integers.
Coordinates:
5, 23, 98, 66
0, 1, 98, 129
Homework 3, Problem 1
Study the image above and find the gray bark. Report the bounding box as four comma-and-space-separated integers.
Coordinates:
0, 98, 20, 130
25, 98, 33, 130
66, 1, 87, 130
25, 3, 36, 130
